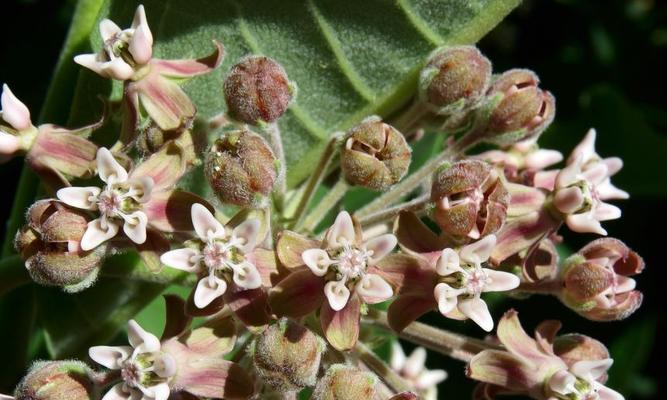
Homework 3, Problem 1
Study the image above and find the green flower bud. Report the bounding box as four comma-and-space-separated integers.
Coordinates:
14, 360, 98, 400
224, 56, 295, 124
419, 46, 492, 114
341, 117, 411, 191
252, 318, 326, 393
311, 364, 377, 400
205, 128, 279, 208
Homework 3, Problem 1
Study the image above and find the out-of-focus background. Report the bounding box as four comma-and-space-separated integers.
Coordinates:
0, 0, 665, 398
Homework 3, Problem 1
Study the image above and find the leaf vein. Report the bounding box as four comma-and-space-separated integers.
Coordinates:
396, 0, 444, 46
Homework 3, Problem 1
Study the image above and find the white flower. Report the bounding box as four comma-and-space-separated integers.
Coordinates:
90, 320, 175, 400
548, 358, 623, 400
160, 204, 262, 308
0, 394, 14, 399
301, 211, 396, 311
57, 147, 153, 250
390, 342, 447, 400
0, 84, 34, 156
74, 5, 153, 80
433, 235, 520, 331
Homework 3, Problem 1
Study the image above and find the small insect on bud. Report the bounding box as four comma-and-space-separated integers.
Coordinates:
14, 360, 97, 400
483, 69, 555, 145
251, 318, 326, 393
311, 364, 377, 400
341, 117, 411, 191
205, 128, 279, 208
419, 46, 492, 114
224, 56, 295, 124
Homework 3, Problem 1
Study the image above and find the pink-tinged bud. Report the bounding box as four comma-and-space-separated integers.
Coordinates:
431, 160, 509, 239
14, 360, 97, 400
483, 69, 556, 145
205, 128, 279, 208
553, 334, 610, 370
419, 46, 492, 114
559, 238, 644, 321
224, 56, 295, 124
311, 364, 377, 400
251, 318, 326, 393
341, 117, 412, 191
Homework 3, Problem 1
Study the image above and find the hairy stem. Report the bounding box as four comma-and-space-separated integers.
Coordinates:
357, 194, 431, 227
265, 122, 287, 211
301, 178, 349, 233
353, 341, 413, 394
390, 99, 430, 136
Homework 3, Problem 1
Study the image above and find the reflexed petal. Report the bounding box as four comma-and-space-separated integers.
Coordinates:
96, 147, 128, 184
88, 345, 132, 369
128, 177, 153, 203
597, 181, 629, 201
582, 162, 609, 186
0, 131, 20, 155
1, 84, 31, 130
191, 203, 225, 241
325, 211, 356, 248
56, 186, 101, 210
483, 269, 520, 292
570, 359, 613, 381
566, 213, 607, 235
151, 41, 224, 78
320, 294, 361, 351
556, 155, 583, 188
127, 319, 161, 353
553, 186, 585, 214
496, 310, 555, 364
231, 263, 262, 290
194, 276, 228, 309
324, 280, 351, 311
468, 350, 541, 392
232, 218, 261, 253
525, 149, 563, 171
129, 22, 153, 65
136, 74, 195, 130
436, 248, 462, 276
302, 248, 331, 277
123, 211, 148, 244
595, 383, 625, 400
387, 293, 436, 333
357, 274, 393, 304
403, 347, 426, 379
269, 269, 324, 318
460, 235, 497, 265
548, 370, 576, 395
146, 383, 169, 400
160, 248, 201, 272
101, 58, 134, 81
167, 352, 254, 399
364, 234, 397, 264
603, 157, 623, 176
390, 341, 407, 371
276, 230, 320, 269
594, 203, 622, 221
458, 297, 494, 332
569, 128, 597, 164
101, 383, 132, 400
144, 191, 210, 233
434, 283, 460, 316
131, 5, 152, 35
81, 218, 119, 251
416, 369, 448, 389
99, 19, 121, 41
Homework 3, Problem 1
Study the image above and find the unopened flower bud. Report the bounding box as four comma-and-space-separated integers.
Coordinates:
419, 46, 492, 114
205, 128, 279, 208
252, 318, 326, 393
341, 117, 411, 191
311, 364, 377, 400
14, 360, 97, 400
553, 334, 610, 369
431, 160, 509, 239
483, 69, 555, 145
224, 56, 295, 124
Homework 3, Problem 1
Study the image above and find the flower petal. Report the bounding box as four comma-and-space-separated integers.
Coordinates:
144, 191, 212, 233
160, 248, 201, 273
0, 131, 20, 155
224, 284, 272, 327
553, 186, 585, 214
460, 235, 497, 265
1, 84, 31, 130
548, 370, 576, 395
458, 297, 494, 332
127, 319, 161, 353
468, 350, 542, 392
231, 263, 262, 290
151, 41, 224, 78
436, 248, 462, 276
99, 18, 121, 41
56, 186, 100, 210
403, 347, 426, 379
129, 19, 153, 64
566, 213, 607, 235
595, 383, 625, 400
191, 203, 225, 241
136, 74, 195, 131
325, 211, 356, 248
80, 218, 119, 251
96, 147, 128, 184
556, 154, 583, 188
483, 269, 520, 292
101, 383, 132, 400
101, 57, 135, 81
324, 280, 351, 311
320, 293, 361, 351
364, 234, 397, 264
129, 142, 185, 190
194, 276, 228, 309
302, 248, 331, 277
525, 149, 563, 171
390, 341, 407, 371
387, 293, 436, 333
496, 310, 555, 364
123, 211, 148, 244
73, 54, 106, 77
232, 218, 261, 253
594, 203, 622, 221
277, 230, 320, 269
269, 269, 325, 318
570, 358, 613, 381
146, 383, 170, 400
88, 345, 132, 369
434, 282, 460, 316
416, 369, 448, 389
357, 274, 393, 304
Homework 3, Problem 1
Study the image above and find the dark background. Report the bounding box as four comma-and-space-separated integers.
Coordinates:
0, 0, 665, 398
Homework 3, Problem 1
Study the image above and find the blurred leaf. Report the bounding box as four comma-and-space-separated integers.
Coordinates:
0, 287, 37, 393
606, 317, 656, 398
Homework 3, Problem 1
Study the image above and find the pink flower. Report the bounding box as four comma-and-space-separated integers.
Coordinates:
390, 342, 447, 400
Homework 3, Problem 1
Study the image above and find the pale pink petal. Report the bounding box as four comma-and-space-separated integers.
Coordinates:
569, 128, 597, 164
302, 248, 331, 277
594, 203, 622, 221
131, 5, 152, 37
403, 347, 426, 379
390, 341, 407, 371
364, 234, 397, 264
597, 181, 629, 201
231, 263, 262, 290
356, 274, 393, 304
1, 84, 31, 130
553, 186, 585, 214
434, 282, 460, 315
616, 276, 636, 293
160, 248, 201, 272
595, 383, 625, 400
483, 269, 520, 292
533, 169, 558, 191
324, 280, 350, 311
101, 58, 134, 81
191, 203, 224, 241
81, 218, 119, 251
146, 383, 169, 400
458, 297, 494, 332
127, 319, 161, 353
56, 186, 100, 210
128, 176, 153, 203
0, 395, 14, 400
525, 149, 563, 170
325, 211, 356, 248
603, 157, 623, 176
556, 155, 583, 188
435, 248, 462, 276
123, 211, 148, 244
548, 370, 576, 395
460, 235, 497, 265
101, 383, 132, 400
153, 354, 177, 378
194, 276, 227, 308
96, 148, 128, 184
99, 19, 121, 41
571, 359, 613, 381
0, 131, 20, 155
232, 218, 261, 253
129, 22, 153, 64
416, 369, 448, 389
566, 213, 607, 236
73, 54, 106, 76
582, 162, 609, 186
88, 345, 132, 369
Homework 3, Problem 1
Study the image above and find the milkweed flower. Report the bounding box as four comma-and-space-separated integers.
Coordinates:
390, 342, 447, 400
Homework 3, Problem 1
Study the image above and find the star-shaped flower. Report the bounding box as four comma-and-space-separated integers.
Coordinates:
390, 342, 447, 400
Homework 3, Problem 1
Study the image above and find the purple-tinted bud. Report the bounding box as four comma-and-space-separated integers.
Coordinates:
14, 360, 97, 400
205, 128, 279, 208
553, 334, 610, 370
341, 117, 411, 191
311, 364, 377, 400
224, 56, 295, 124
419, 46, 492, 114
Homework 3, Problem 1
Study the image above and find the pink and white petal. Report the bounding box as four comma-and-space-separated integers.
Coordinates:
136, 74, 195, 131
56, 186, 100, 210
497, 310, 554, 364
357, 274, 393, 304
0, 131, 20, 155
96, 148, 128, 184
151, 41, 224, 79
595, 383, 625, 400
553, 186, 585, 214
324, 280, 351, 312
101, 58, 135, 81
302, 248, 331, 277
128, 176, 154, 203
597, 181, 629, 201
127, 319, 161, 353
129, 142, 185, 190
325, 211, 356, 248
231, 263, 262, 290
436, 248, 462, 276
556, 155, 583, 188
191, 203, 225, 241
320, 294, 361, 351
99, 19, 121, 41
525, 149, 563, 171
483, 269, 520, 292
74, 54, 107, 77
582, 162, 609, 186
390, 341, 407, 371
548, 370, 576, 395
416, 369, 448, 389
566, 213, 607, 236
144, 191, 212, 233
0, 395, 14, 400
232, 218, 261, 253
224, 283, 272, 327
460, 235, 497, 265
434, 283, 460, 316
616, 276, 636, 293
160, 248, 201, 272
387, 293, 435, 333
458, 297, 494, 332
533, 169, 559, 191
276, 230, 320, 269
364, 234, 397, 264
101, 383, 133, 400
269, 269, 325, 318
194, 277, 228, 309
1, 84, 31, 130
594, 203, 622, 221
88, 345, 132, 369
246, 248, 279, 287
603, 157, 623, 176
123, 211, 148, 244
570, 359, 613, 381
146, 383, 169, 400
403, 347, 426, 379
81, 218, 119, 251
468, 350, 541, 393
569, 129, 597, 165
129, 22, 153, 65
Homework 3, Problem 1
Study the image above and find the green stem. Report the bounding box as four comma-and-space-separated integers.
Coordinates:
357, 194, 430, 227
266, 123, 287, 212
390, 99, 430, 136
301, 178, 349, 233
353, 341, 413, 394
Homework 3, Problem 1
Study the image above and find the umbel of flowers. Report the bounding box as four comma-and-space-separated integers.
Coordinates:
0, 4, 644, 400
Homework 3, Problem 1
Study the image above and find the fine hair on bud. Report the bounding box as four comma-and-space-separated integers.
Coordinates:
14, 360, 98, 400
311, 364, 377, 400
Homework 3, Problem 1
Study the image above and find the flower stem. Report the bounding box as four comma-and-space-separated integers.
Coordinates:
300, 178, 349, 233
0, 255, 30, 297
390, 99, 430, 136
357, 194, 431, 227
265, 122, 287, 211
517, 279, 563, 295
353, 341, 413, 394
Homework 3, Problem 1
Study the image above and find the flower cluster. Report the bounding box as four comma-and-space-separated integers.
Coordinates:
1, 5, 645, 400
